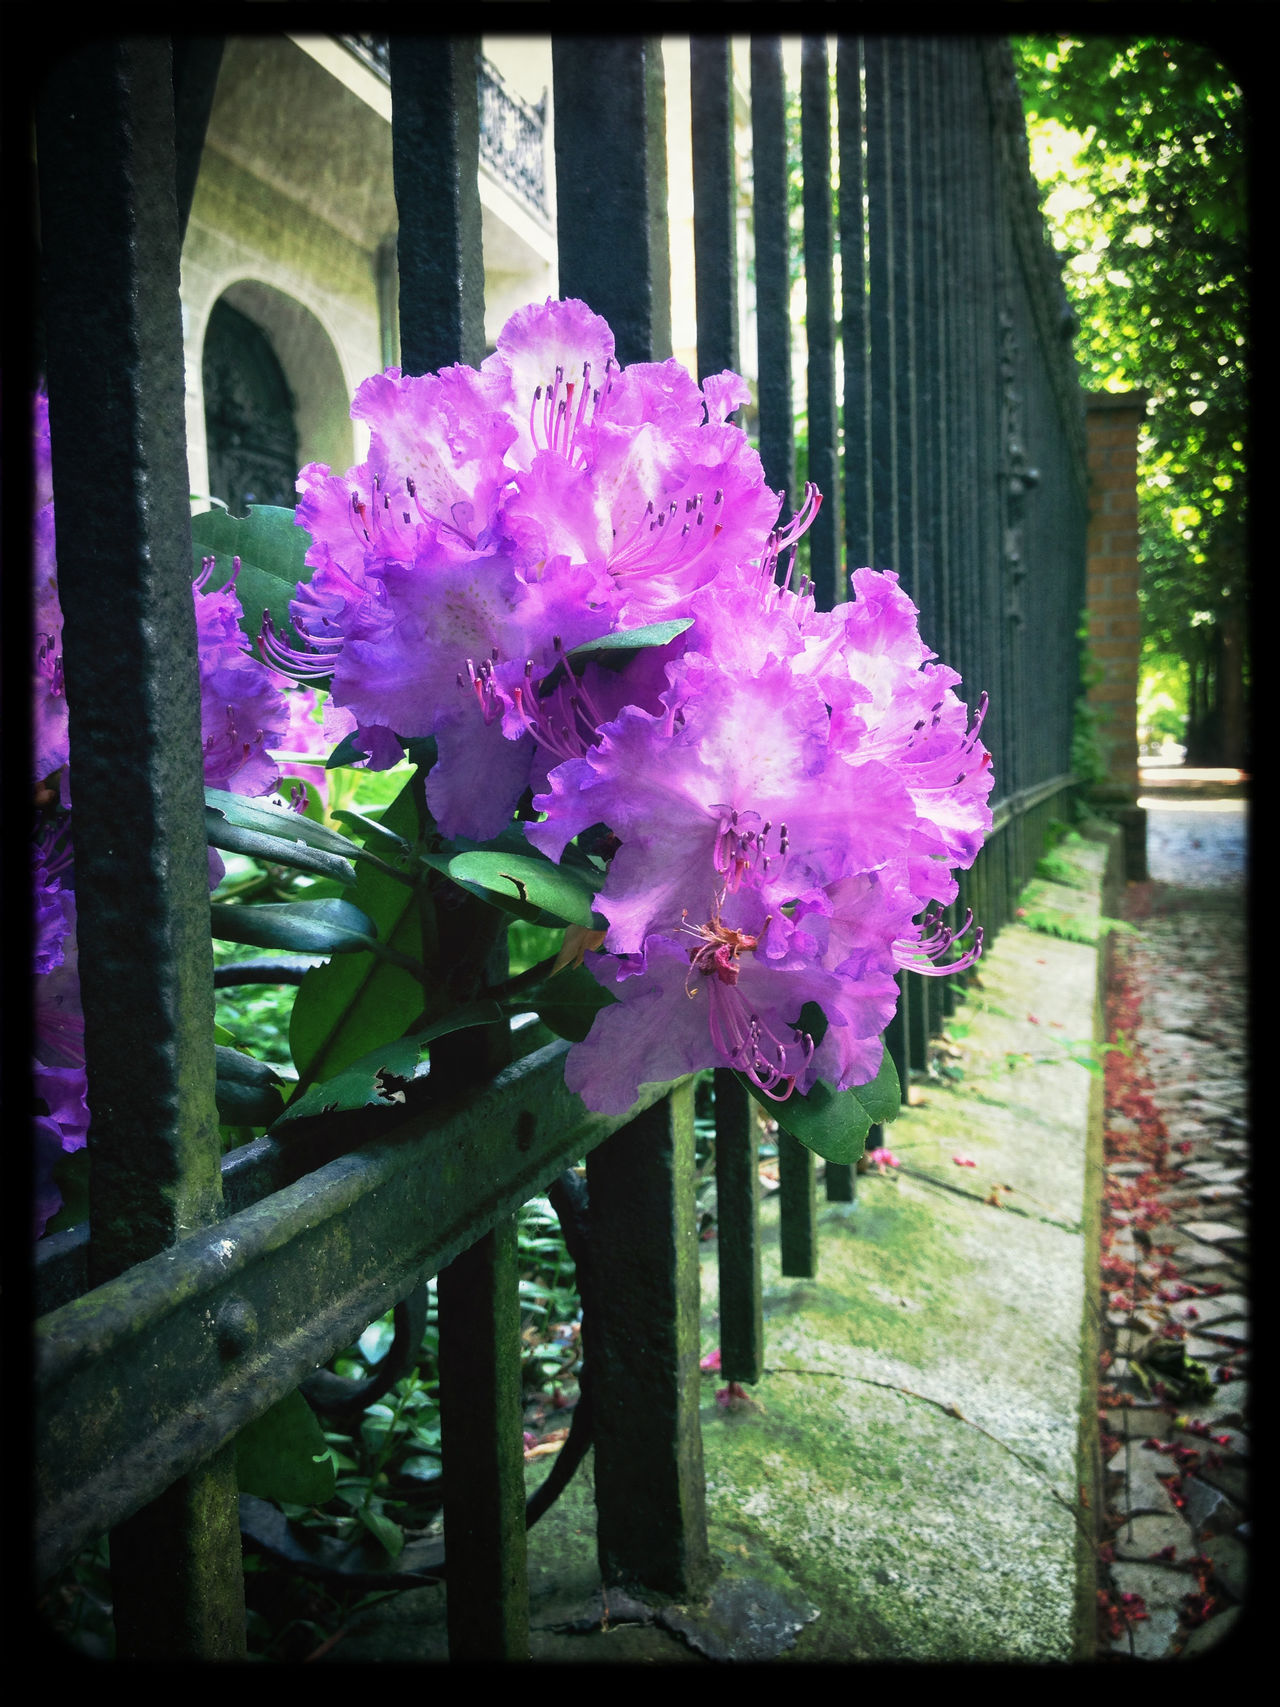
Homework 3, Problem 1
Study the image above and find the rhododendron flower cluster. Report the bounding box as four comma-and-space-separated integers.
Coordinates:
263, 297, 779, 842
269, 299, 994, 1115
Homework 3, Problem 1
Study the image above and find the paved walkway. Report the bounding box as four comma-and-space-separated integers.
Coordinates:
1095, 772, 1249, 1658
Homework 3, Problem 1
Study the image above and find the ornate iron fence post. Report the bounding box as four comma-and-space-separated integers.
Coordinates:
36, 34, 244, 1659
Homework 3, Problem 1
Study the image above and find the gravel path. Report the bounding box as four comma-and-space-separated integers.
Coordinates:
1095, 789, 1249, 1658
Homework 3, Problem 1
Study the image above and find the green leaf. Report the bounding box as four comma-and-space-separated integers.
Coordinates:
356, 1505, 405, 1559
274, 1000, 506, 1125
743, 1045, 901, 1165
275, 1035, 421, 1125
236, 1390, 336, 1507
422, 846, 603, 929
528, 961, 617, 1043
214, 1045, 288, 1125
205, 788, 409, 884
331, 807, 412, 857
210, 898, 379, 955
288, 780, 433, 1093
206, 789, 363, 860
206, 813, 357, 888
539, 618, 693, 694
190, 505, 315, 649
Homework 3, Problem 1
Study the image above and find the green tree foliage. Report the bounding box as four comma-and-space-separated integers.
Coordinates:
1012, 37, 1248, 764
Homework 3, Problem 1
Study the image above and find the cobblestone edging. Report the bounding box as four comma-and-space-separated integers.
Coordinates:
1094, 800, 1249, 1659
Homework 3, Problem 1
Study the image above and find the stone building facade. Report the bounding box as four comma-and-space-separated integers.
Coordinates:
183, 34, 558, 514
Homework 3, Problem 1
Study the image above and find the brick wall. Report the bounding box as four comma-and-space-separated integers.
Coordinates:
1085, 392, 1148, 789
1085, 390, 1148, 877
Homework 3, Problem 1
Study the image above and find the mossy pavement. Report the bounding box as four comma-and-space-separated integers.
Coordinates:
328, 827, 1121, 1663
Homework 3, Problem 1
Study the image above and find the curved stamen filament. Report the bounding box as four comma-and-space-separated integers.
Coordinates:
608, 488, 726, 593
508, 646, 613, 762
259, 612, 341, 682
529, 359, 610, 469
705, 980, 812, 1100
894, 907, 983, 977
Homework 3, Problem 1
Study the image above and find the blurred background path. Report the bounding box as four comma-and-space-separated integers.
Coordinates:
1095, 766, 1249, 1658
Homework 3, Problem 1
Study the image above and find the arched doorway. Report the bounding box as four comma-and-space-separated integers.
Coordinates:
202, 298, 301, 515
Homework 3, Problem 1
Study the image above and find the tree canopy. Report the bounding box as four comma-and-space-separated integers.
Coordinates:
1012, 36, 1248, 764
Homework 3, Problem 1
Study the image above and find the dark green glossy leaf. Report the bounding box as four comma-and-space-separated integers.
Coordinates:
190, 504, 315, 648
236, 1389, 336, 1507
288, 780, 433, 1093
400, 735, 438, 772
205, 812, 357, 887
214, 1044, 287, 1088
214, 1050, 287, 1127
742, 1045, 900, 1165
527, 961, 617, 1043
331, 807, 412, 856
539, 618, 693, 695
422, 846, 603, 929
206, 788, 395, 870
210, 898, 378, 955
274, 1000, 506, 1126
356, 1506, 405, 1559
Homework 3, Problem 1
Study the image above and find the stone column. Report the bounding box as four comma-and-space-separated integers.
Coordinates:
1084, 391, 1148, 881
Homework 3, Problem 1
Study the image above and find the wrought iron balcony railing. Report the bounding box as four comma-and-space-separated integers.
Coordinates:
342, 35, 550, 222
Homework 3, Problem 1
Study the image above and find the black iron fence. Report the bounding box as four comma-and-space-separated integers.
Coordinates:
32, 34, 1087, 1658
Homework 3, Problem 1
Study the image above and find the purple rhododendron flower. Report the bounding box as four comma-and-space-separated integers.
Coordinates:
193, 557, 292, 799
271, 684, 334, 812
263, 297, 782, 840
256, 300, 992, 1115
530, 549, 991, 1111
33, 396, 70, 801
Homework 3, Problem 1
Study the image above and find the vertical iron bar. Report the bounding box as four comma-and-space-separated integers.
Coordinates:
107, 1448, 244, 1661
778, 1130, 817, 1277
918, 39, 949, 663
554, 37, 671, 364
928, 44, 963, 1020
36, 36, 242, 1657
390, 37, 528, 1659
714, 1069, 763, 1383
750, 36, 796, 518
837, 36, 871, 570
801, 36, 840, 608
863, 37, 895, 572
908, 962, 930, 1078
390, 37, 486, 374
887, 41, 919, 608
586, 1085, 712, 1598
838, 34, 888, 1158
552, 47, 708, 1600
171, 37, 224, 248
691, 38, 738, 387
826, 1162, 855, 1203
892, 968, 913, 1109
437, 1222, 531, 1659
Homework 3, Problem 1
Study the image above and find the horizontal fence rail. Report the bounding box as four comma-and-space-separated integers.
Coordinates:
32, 30, 1089, 1660
35, 1042, 680, 1582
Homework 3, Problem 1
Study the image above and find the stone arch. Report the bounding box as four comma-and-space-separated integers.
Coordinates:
200, 280, 353, 512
